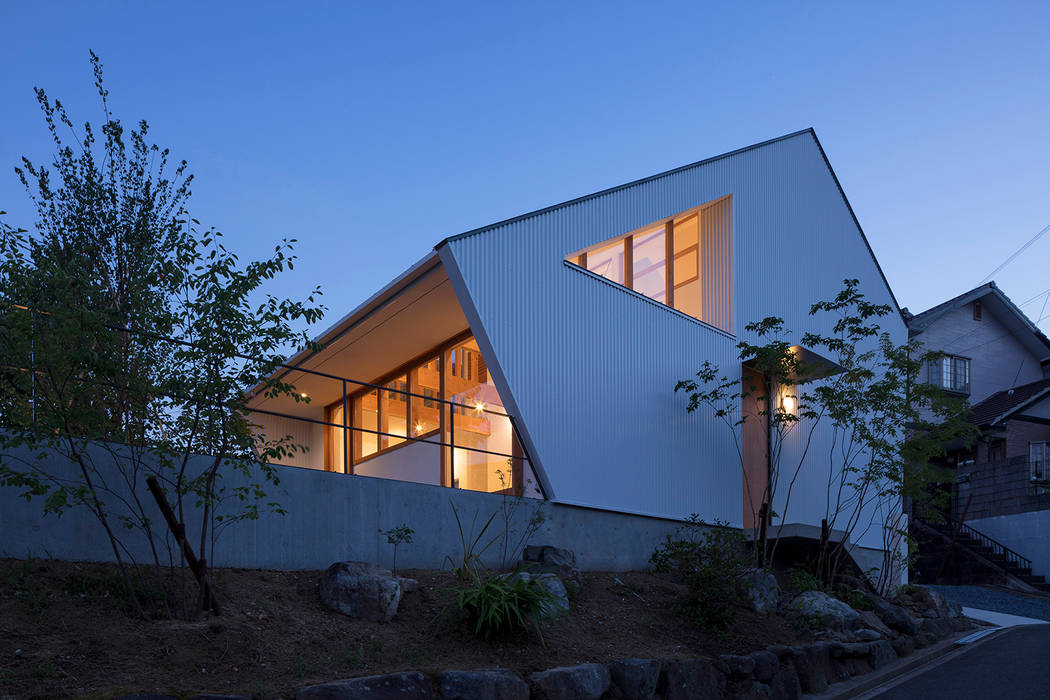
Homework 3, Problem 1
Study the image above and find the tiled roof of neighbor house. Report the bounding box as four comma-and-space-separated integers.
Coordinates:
969, 377, 1050, 427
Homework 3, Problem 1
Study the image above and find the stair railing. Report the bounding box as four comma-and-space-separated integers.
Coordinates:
923, 505, 1033, 573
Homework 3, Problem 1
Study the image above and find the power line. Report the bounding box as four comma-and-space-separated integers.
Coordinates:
979, 221, 1050, 285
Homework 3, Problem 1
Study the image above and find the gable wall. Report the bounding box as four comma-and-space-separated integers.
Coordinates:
442, 132, 905, 548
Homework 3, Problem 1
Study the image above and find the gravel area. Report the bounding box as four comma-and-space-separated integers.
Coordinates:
929, 585, 1050, 621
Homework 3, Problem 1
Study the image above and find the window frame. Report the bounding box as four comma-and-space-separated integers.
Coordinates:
1032, 442, 1049, 482
928, 353, 971, 396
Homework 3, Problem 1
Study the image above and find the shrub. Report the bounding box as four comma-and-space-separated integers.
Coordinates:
788, 567, 823, 594
455, 574, 555, 641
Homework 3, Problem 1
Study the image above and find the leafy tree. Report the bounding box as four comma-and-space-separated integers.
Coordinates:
0, 53, 325, 616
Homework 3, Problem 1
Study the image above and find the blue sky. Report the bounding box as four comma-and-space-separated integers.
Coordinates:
2, 2, 1050, 335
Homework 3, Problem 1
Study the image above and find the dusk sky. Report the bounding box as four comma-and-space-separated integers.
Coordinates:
2, 2, 1049, 337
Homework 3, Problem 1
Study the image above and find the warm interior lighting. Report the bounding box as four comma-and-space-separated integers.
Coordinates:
300, 392, 309, 399
781, 395, 797, 413
474, 400, 486, 414
414, 423, 424, 435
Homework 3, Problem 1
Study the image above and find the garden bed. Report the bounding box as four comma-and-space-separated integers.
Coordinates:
0, 557, 810, 698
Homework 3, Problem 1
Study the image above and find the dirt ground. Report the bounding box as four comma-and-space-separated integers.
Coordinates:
0, 558, 808, 698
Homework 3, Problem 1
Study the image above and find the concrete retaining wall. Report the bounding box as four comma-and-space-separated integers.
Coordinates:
968, 510, 1050, 579
0, 444, 691, 571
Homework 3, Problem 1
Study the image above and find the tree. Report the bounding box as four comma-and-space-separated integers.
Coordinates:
676, 279, 976, 589
0, 53, 325, 617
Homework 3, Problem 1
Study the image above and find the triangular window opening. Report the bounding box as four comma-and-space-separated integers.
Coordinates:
566, 195, 733, 334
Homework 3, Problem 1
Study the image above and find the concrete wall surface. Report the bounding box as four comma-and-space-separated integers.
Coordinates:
0, 444, 696, 572
969, 511, 1050, 579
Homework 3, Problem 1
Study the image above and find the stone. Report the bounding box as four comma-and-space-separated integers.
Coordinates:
659, 658, 726, 700
607, 658, 662, 700
720, 654, 756, 680
924, 587, 962, 618
870, 597, 920, 636
296, 672, 433, 699
113, 696, 178, 700
859, 610, 894, 638
855, 628, 882, 642
441, 669, 529, 700
891, 636, 915, 657
501, 571, 569, 618
919, 617, 954, 640
868, 640, 897, 670
319, 562, 402, 623
790, 644, 831, 694
529, 663, 609, 700
397, 577, 419, 594
768, 659, 801, 700
725, 680, 772, 699
740, 568, 779, 615
749, 651, 778, 683
791, 591, 861, 631
190, 696, 252, 700
520, 545, 583, 595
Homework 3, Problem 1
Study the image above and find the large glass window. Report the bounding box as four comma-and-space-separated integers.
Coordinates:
353, 388, 379, 460
566, 196, 732, 333
381, 375, 408, 449
410, 358, 441, 437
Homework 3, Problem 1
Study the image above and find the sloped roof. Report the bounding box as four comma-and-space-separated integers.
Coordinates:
969, 376, 1050, 427
906, 282, 1050, 359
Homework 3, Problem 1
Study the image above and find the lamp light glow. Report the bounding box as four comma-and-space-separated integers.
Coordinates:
781, 394, 797, 413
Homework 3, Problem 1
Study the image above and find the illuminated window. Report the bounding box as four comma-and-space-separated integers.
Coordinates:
566, 196, 732, 333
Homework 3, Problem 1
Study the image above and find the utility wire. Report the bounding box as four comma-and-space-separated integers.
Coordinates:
979, 221, 1050, 285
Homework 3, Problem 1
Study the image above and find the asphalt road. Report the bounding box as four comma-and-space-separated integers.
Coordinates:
870, 625, 1050, 699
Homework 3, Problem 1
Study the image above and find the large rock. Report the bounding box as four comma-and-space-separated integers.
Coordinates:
319, 562, 402, 623
521, 545, 583, 595
854, 629, 882, 642
740, 568, 779, 615
607, 658, 662, 700
868, 640, 897, 670
501, 571, 569, 618
720, 654, 756, 680
790, 643, 832, 694
749, 651, 778, 683
870, 596, 920, 636
296, 672, 432, 699
529, 663, 610, 700
924, 588, 962, 619
767, 658, 801, 700
919, 617, 955, 640
658, 658, 726, 700
441, 669, 528, 700
791, 591, 861, 631
858, 610, 894, 638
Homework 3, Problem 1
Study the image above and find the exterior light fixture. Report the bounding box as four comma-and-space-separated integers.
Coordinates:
781, 394, 797, 413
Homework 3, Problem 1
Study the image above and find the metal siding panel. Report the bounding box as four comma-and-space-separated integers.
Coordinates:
445, 132, 905, 531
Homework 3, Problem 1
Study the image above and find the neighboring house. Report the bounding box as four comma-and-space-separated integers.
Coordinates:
905, 283, 1050, 575
246, 128, 906, 572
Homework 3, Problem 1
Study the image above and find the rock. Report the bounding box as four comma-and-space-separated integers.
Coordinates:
768, 659, 801, 700
855, 628, 882, 642
296, 672, 432, 699
924, 587, 962, 618
397, 577, 419, 594
740, 568, 779, 615
529, 663, 610, 700
790, 644, 831, 694
870, 597, 920, 636
319, 562, 402, 623
913, 632, 937, 649
607, 658, 662, 700
520, 545, 583, 595
113, 696, 178, 700
791, 591, 861, 631
659, 658, 726, 700
919, 617, 954, 640
501, 571, 569, 618
891, 636, 915, 657
868, 640, 897, 670
725, 680, 772, 699
720, 654, 756, 680
191, 696, 252, 700
441, 669, 528, 700
859, 610, 894, 638
750, 651, 778, 683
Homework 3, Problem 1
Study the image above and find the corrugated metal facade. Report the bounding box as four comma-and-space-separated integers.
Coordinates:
440, 130, 905, 546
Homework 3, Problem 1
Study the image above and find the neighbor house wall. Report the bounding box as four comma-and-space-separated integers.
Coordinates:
441, 130, 905, 552
968, 510, 1050, 579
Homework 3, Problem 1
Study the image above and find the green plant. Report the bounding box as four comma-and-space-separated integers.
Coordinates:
444, 501, 500, 582
380, 523, 414, 573
455, 573, 554, 642
836, 585, 874, 611
793, 611, 824, 631
788, 567, 823, 594
495, 465, 548, 570
7, 555, 50, 615
649, 514, 707, 573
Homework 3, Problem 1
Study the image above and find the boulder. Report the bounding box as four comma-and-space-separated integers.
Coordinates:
720, 654, 756, 680
607, 658, 662, 700
441, 669, 528, 700
867, 640, 897, 670
858, 610, 894, 638
521, 545, 583, 595
924, 588, 962, 619
790, 643, 831, 694
919, 617, 954, 640
891, 636, 915, 657
768, 659, 801, 700
501, 571, 569, 618
740, 568, 779, 615
749, 651, 778, 683
319, 562, 402, 623
397, 577, 419, 594
296, 672, 432, 699
870, 596, 920, 636
791, 591, 861, 631
854, 628, 882, 642
659, 658, 726, 700
529, 663, 610, 700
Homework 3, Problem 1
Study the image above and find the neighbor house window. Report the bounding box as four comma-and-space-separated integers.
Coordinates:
566, 196, 733, 333
928, 355, 970, 395
1032, 442, 1049, 481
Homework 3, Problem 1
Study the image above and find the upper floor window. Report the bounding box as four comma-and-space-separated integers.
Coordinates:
566, 196, 733, 333
973, 300, 982, 321
1031, 442, 1049, 481
928, 354, 970, 395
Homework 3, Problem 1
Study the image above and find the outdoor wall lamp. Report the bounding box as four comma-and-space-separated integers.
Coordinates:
781, 394, 797, 413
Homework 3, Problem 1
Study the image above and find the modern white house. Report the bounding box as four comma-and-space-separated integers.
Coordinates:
245, 128, 907, 571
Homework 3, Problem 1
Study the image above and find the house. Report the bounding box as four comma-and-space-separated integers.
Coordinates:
905, 283, 1050, 576
244, 128, 906, 574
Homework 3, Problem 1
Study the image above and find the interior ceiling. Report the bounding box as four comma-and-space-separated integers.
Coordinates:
251, 263, 470, 411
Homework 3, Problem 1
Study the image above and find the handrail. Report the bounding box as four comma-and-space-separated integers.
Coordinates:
924, 507, 1032, 572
